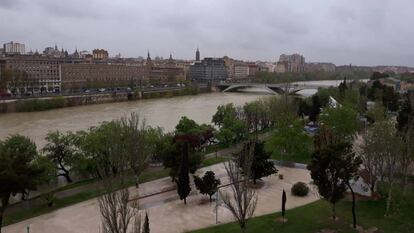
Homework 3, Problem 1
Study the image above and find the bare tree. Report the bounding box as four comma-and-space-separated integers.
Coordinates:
359, 122, 387, 195
98, 113, 151, 233
98, 178, 142, 233
220, 142, 258, 233
400, 122, 414, 196
359, 120, 401, 215
120, 113, 151, 187
383, 126, 402, 216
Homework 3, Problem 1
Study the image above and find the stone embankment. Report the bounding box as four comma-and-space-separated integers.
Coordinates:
0, 86, 210, 113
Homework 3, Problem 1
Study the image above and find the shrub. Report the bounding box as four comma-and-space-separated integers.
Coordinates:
16, 96, 66, 112
291, 182, 309, 197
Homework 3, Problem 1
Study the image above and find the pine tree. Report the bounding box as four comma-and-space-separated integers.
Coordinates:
251, 142, 277, 184
143, 212, 150, 233
176, 142, 191, 204
194, 171, 221, 202
281, 189, 287, 221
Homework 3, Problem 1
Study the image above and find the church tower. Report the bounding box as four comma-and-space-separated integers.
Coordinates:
147, 50, 152, 62
196, 47, 200, 61
168, 53, 175, 68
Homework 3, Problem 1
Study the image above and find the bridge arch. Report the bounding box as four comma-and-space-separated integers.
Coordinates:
222, 84, 284, 95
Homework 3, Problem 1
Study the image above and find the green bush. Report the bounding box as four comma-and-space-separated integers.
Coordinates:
291, 182, 309, 197
16, 97, 66, 112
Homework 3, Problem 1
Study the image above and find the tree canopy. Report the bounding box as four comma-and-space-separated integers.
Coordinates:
0, 135, 44, 232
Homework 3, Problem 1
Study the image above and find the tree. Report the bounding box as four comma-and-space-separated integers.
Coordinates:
212, 103, 248, 145
399, 120, 414, 196
341, 145, 362, 228
367, 80, 399, 112
143, 212, 150, 233
281, 189, 287, 221
120, 113, 152, 186
319, 105, 359, 142
366, 102, 386, 123
250, 142, 277, 184
175, 116, 215, 149
297, 98, 311, 119
308, 142, 359, 220
220, 142, 257, 233
194, 171, 221, 202
0, 135, 44, 233
176, 142, 191, 204
43, 131, 78, 183
98, 179, 141, 233
397, 95, 413, 132
338, 78, 348, 98
309, 94, 322, 122
175, 116, 199, 134
32, 155, 58, 207
372, 121, 402, 216
0, 68, 28, 95
265, 114, 312, 162
266, 95, 298, 126
243, 100, 270, 132
76, 121, 127, 179
161, 140, 203, 182
395, 95, 414, 195
358, 120, 400, 203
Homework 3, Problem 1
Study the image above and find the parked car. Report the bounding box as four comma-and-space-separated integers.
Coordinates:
98, 88, 105, 92
0, 92, 11, 98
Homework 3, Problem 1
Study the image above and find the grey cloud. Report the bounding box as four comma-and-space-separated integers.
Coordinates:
1, 0, 414, 66
0, 0, 21, 9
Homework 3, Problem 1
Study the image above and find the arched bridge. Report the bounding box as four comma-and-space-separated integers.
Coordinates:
215, 83, 323, 95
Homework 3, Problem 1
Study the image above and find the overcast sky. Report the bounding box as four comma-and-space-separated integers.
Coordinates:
1, 0, 413, 66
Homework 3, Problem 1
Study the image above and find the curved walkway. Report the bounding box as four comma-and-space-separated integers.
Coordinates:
3, 163, 319, 233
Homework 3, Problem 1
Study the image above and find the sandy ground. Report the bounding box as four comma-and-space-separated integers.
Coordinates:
3, 163, 319, 233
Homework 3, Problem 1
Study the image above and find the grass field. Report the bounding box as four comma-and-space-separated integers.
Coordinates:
190, 191, 414, 233
271, 152, 311, 165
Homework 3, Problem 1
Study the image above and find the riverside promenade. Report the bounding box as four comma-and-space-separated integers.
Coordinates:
4, 162, 318, 233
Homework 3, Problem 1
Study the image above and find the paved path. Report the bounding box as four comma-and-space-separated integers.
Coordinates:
4, 163, 318, 233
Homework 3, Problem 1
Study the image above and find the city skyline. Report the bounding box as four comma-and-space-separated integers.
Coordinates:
1, 0, 414, 66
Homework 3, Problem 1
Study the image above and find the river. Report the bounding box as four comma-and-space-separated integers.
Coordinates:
0, 79, 355, 147
0, 91, 271, 147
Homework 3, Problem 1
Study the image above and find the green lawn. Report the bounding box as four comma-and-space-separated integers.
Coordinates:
190, 192, 414, 233
272, 152, 311, 165
202, 156, 229, 167
3, 168, 171, 226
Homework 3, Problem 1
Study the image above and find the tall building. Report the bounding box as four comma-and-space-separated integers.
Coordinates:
145, 52, 186, 85
3, 41, 25, 55
61, 63, 148, 91
247, 62, 258, 76
223, 56, 235, 79
92, 49, 109, 60
43, 45, 66, 58
196, 48, 200, 61
146, 51, 153, 67
0, 55, 83, 93
275, 54, 305, 73
189, 58, 228, 82
233, 61, 249, 79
